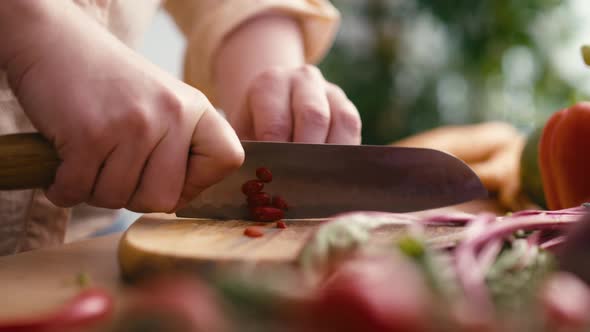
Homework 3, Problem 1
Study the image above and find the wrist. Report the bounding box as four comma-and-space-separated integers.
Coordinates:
0, 1, 56, 68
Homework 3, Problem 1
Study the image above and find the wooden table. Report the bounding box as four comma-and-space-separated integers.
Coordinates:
0, 234, 122, 319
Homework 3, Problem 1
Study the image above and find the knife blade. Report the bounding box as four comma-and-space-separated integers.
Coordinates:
0, 134, 487, 219
175, 141, 487, 219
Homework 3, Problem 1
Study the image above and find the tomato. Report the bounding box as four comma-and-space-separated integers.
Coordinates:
114, 274, 229, 332
310, 256, 431, 332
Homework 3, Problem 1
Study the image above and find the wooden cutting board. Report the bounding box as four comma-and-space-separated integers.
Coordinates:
118, 200, 504, 281
0, 200, 501, 319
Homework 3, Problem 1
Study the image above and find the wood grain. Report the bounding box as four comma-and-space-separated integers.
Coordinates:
118, 215, 468, 281
0, 133, 59, 190
0, 235, 121, 319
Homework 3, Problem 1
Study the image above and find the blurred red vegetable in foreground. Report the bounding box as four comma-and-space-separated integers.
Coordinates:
0, 288, 113, 332
310, 255, 431, 332
540, 272, 590, 330
114, 274, 228, 332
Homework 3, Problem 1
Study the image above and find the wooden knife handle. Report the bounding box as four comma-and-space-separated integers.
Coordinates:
0, 133, 60, 190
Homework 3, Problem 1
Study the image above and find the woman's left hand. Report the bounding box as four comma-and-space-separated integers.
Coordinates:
213, 14, 361, 145
231, 65, 361, 145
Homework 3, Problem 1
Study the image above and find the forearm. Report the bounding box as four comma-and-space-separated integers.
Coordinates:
213, 13, 305, 115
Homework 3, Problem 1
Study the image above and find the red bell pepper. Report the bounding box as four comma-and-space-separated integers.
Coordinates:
539, 102, 590, 210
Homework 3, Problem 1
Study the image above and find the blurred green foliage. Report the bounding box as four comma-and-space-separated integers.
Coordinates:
320, 0, 589, 145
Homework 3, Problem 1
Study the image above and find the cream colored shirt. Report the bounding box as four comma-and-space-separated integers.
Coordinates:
0, 0, 339, 255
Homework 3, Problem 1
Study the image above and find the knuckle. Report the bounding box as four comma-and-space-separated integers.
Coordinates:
338, 103, 362, 134
122, 103, 154, 138
252, 67, 283, 90
299, 104, 330, 127
259, 123, 291, 141
329, 84, 347, 98
220, 143, 245, 171
298, 64, 322, 78
188, 89, 215, 114
82, 124, 107, 147
158, 89, 186, 122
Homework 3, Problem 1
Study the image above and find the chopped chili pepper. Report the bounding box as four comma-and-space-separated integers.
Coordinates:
276, 221, 287, 229
272, 195, 289, 211
247, 192, 271, 207
244, 226, 265, 238
251, 206, 285, 222
256, 167, 273, 183
241, 180, 264, 196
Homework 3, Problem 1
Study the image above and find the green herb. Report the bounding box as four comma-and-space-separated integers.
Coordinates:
486, 241, 556, 329
397, 236, 426, 259
76, 272, 91, 288
397, 236, 459, 301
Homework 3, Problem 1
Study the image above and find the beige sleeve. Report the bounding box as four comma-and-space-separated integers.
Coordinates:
164, 0, 340, 101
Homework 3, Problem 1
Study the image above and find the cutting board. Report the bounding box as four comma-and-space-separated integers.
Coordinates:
118, 200, 504, 281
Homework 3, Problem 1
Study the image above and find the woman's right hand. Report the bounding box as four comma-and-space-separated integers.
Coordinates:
1, 1, 244, 212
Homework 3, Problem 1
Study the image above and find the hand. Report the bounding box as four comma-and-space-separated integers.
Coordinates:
232, 65, 362, 144
213, 14, 361, 145
4, 3, 244, 212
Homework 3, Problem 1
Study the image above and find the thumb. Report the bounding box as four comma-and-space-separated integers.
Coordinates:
176, 109, 244, 209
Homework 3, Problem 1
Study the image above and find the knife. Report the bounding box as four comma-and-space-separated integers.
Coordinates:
0, 133, 487, 219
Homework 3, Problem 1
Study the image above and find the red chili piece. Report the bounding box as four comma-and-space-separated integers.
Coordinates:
247, 192, 271, 207
241, 180, 264, 196
256, 167, 273, 183
272, 195, 289, 211
251, 206, 285, 222
244, 226, 265, 238
276, 221, 287, 229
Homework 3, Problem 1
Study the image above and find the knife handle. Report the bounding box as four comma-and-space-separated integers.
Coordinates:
0, 133, 59, 190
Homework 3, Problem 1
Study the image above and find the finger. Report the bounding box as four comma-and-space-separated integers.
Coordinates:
88, 142, 151, 209
126, 127, 190, 213
46, 141, 108, 207
291, 65, 331, 143
176, 110, 244, 209
249, 67, 292, 142
88, 108, 162, 209
325, 83, 362, 144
